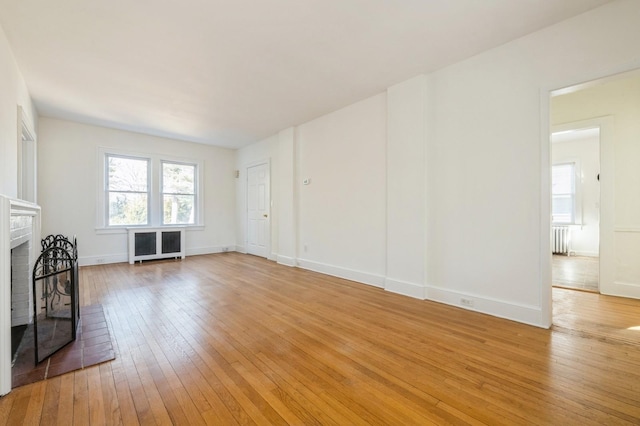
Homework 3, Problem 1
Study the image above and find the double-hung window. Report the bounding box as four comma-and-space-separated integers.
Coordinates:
552, 163, 576, 224
99, 148, 201, 229
162, 161, 196, 225
106, 155, 150, 226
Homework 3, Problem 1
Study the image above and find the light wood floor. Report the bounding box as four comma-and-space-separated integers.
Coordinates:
552, 255, 599, 292
1, 253, 639, 425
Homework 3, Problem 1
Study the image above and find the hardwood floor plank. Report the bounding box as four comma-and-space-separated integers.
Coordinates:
39, 375, 62, 424
4, 385, 31, 425
56, 373, 76, 426
72, 369, 90, 426
22, 380, 45, 424
0, 390, 14, 424
99, 363, 123, 425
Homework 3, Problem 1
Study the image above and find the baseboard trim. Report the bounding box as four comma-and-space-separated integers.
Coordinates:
570, 251, 599, 257
296, 258, 385, 288
79, 254, 127, 266
384, 278, 426, 299
602, 281, 640, 299
80, 246, 235, 266
425, 285, 546, 328
186, 246, 235, 256
276, 255, 296, 267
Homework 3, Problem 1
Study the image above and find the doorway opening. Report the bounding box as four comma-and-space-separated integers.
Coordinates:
549, 68, 640, 331
551, 127, 600, 293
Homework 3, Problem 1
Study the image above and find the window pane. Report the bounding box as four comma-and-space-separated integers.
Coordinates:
163, 195, 195, 225
552, 195, 572, 223
552, 164, 574, 195
108, 156, 148, 192
162, 163, 195, 194
108, 192, 148, 225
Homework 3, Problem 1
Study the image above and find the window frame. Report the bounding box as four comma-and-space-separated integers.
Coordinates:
97, 147, 204, 232
160, 160, 198, 226
551, 161, 578, 225
104, 153, 151, 227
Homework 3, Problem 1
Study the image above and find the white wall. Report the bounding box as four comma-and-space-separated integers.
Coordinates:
552, 74, 640, 298
552, 134, 600, 257
425, 0, 640, 325
296, 94, 387, 286
235, 0, 640, 327
0, 25, 37, 199
38, 118, 236, 265
385, 75, 427, 297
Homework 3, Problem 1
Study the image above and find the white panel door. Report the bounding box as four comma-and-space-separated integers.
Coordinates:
247, 163, 270, 257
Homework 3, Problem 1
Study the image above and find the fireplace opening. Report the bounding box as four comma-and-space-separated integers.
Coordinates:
1, 196, 41, 396
10, 234, 79, 376
10, 240, 32, 365
10, 247, 28, 361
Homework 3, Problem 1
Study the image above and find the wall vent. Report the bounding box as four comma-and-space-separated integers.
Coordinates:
128, 228, 185, 264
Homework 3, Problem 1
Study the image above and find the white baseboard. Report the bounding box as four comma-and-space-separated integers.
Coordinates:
425, 285, 547, 328
384, 278, 426, 299
79, 254, 127, 266
186, 246, 234, 256
235, 245, 247, 254
276, 255, 296, 267
79, 245, 235, 266
570, 251, 599, 257
296, 258, 385, 288
603, 281, 640, 299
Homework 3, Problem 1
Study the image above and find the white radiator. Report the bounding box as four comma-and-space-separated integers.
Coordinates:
552, 226, 570, 255
128, 227, 185, 264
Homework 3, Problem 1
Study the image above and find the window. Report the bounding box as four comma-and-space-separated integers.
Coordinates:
98, 148, 202, 229
162, 161, 196, 225
106, 155, 149, 226
552, 163, 575, 224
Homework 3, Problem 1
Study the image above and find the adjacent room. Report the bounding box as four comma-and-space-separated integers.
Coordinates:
1, 0, 640, 423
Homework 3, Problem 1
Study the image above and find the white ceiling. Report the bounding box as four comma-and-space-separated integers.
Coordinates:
0, 0, 614, 149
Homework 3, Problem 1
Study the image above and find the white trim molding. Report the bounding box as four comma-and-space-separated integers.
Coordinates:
296, 258, 385, 289
384, 278, 426, 299
425, 285, 545, 328
607, 281, 640, 299
276, 255, 296, 267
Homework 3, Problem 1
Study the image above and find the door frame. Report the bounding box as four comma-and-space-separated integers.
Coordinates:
551, 119, 613, 294
541, 71, 633, 327
244, 159, 271, 259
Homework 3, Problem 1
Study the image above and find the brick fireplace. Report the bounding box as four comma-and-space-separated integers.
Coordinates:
0, 195, 40, 396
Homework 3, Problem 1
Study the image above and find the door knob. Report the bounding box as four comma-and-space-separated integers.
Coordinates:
263, 214, 268, 218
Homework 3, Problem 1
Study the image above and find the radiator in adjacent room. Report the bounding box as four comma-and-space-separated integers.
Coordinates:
552, 226, 570, 255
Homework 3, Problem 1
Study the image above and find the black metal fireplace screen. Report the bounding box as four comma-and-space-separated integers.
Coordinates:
32, 235, 79, 363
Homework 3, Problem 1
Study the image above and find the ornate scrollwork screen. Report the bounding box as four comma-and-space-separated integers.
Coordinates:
32, 245, 78, 363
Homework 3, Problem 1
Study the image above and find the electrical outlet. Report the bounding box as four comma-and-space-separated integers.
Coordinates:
95, 258, 105, 264
460, 297, 474, 307
222, 247, 229, 252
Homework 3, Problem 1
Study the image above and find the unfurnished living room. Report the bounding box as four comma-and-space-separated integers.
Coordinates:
1, 0, 640, 424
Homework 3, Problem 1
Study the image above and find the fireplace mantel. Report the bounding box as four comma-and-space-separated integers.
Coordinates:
0, 195, 40, 396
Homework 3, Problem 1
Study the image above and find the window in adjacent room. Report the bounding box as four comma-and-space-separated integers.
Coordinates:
552, 162, 575, 224
106, 154, 150, 226
162, 161, 196, 225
